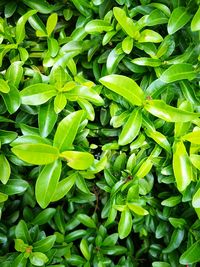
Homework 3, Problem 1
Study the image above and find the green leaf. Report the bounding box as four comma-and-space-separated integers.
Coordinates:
144, 99, 200, 122
54, 93, 67, 114
35, 160, 61, 208
113, 7, 139, 38
33, 235, 56, 252
0, 154, 11, 184
190, 154, 200, 170
152, 262, 170, 267
145, 129, 171, 153
122, 36, 133, 54
15, 220, 31, 244
118, 108, 142, 146
85, 20, 113, 33
0, 79, 10, 93
53, 110, 84, 151
145, 9, 168, 26
191, 7, 200, 31
99, 74, 144, 106
183, 130, 200, 144
102, 233, 118, 247
22, 0, 56, 14
138, 29, 163, 43
179, 240, 200, 264
173, 141, 193, 192
32, 208, 56, 225
60, 151, 94, 170
0, 179, 28, 195
132, 57, 162, 67
46, 13, 57, 36
160, 64, 196, 83
77, 214, 96, 228
51, 173, 77, 202
6, 61, 23, 88
11, 143, 59, 165
20, 83, 57, 105
77, 99, 95, 121
192, 188, 200, 208
161, 195, 182, 207
1, 84, 21, 114
118, 208, 132, 239
127, 203, 149, 216
38, 100, 57, 138
29, 252, 48, 266
12, 253, 27, 267
16, 10, 37, 44
14, 239, 27, 252
0, 192, 8, 203
168, 7, 192, 34
80, 239, 90, 261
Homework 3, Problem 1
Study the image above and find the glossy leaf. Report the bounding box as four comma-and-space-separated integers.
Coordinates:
180, 240, 200, 264
53, 110, 84, 151
118, 208, 132, 239
119, 108, 142, 146
60, 151, 94, 170
99, 74, 144, 106
173, 141, 193, 192
191, 7, 200, 31
11, 143, 59, 165
35, 160, 61, 208
33, 235, 56, 252
46, 13, 57, 36
168, 7, 192, 34
85, 20, 113, 33
0, 79, 10, 93
0, 154, 11, 184
138, 30, 163, 43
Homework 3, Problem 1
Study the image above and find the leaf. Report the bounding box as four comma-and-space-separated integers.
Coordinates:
77, 214, 96, 228
15, 220, 31, 244
35, 160, 61, 208
46, 13, 57, 36
16, 10, 37, 44
144, 99, 200, 122
145, 129, 171, 153
179, 240, 200, 264
0, 154, 11, 184
53, 93, 67, 114
0, 192, 8, 203
0, 79, 10, 93
53, 110, 84, 151
20, 83, 57, 105
51, 173, 77, 202
160, 64, 196, 83
191, 7, 200, 31
118, 108, 142, 146
132, 57, 162, 67
85, 20, 113, 33
32, 208, 56, 225
11, 143, 59, 165
127, 203, 149, 216
113, 7, 139, 39
138, 29, 163, 43
60, 151, 94, 170
77, 99, 95, 121
33, 235, 56, 252
173, 141, 193, 192
1, 84, 21, 114
29, 252, 48, 266
106, 46, 125, 74
99, 74, 144, 106
183, 130, 200, 144
22, 0, 56, 14
80, 239, 90, 261
190, 154, 200, 170
38, 100, 58, 137
0, 179, 28, 195
6, 61, 23, 87
168, 7, 192, 34
118, 208, 132, 239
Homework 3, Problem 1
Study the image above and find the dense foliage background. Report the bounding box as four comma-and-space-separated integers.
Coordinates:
0, 0, 200, 266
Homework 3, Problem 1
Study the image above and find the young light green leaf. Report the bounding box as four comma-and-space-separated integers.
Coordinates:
119, 108, 142, 146
113, 7, 139, 39
168, 7, 192, 34
160, 64, 196, 83
54, 93, 67, 114
99, 74, 144, 106
144, 99, 200, 122
11, 143, 59, 165
53, 110, 84, 151
127, 203, 149, 216
145, 129, 171, 153
122, 36, 133, 54
29, 252, 48, 266
190, 154, 200, 170
6, 61, 23, 88
192, 188, 200, 208
46, 13, 57, 36
118, 208, 132, 239
138, 29, 163, 43
1, 84, 21, 114
16, 10, 37, 44
0, 79, 10, 93
80, 239, 90, 261
36, 160, 61, 208
173, 141, 193, 192
191, 7, 200, 31
60, 151, 94, 170
183, 130, 200, 144
85, 20, 113, 33
77, 214, 96, 228
132, 57, 162, 67
0, 154, 11, 184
